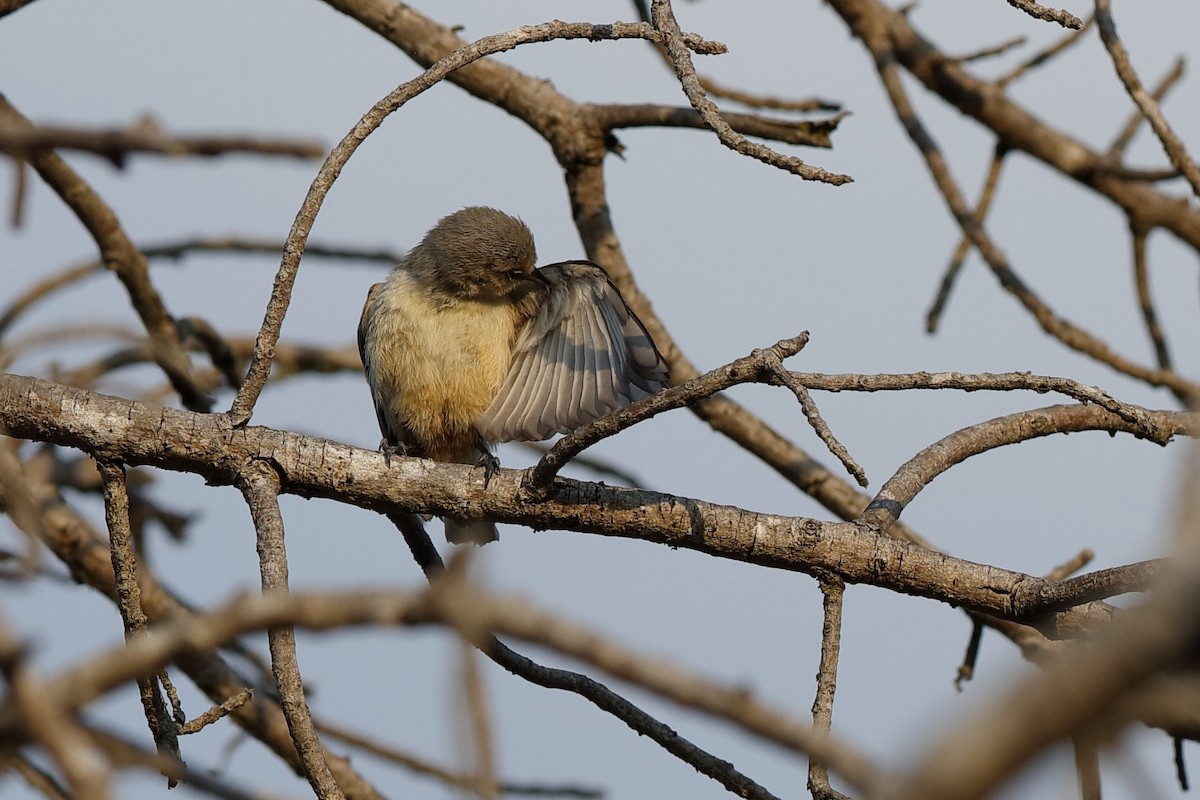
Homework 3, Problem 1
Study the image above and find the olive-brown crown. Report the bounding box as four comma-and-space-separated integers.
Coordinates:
406, 206, 538, 300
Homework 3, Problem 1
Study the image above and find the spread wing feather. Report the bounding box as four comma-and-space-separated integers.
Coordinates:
477, 261, 669, 442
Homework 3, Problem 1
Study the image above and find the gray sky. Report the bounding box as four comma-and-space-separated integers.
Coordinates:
3, 1, 1200, 798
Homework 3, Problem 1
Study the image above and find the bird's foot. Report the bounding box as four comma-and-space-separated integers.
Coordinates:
475, 450, 501, 488
380, 441, 409, 467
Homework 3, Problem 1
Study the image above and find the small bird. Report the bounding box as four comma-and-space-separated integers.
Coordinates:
358, 206, 669, 544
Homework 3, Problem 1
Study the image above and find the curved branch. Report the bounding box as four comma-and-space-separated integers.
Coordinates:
862, 404, 1178, 533
227, 17, 725, 425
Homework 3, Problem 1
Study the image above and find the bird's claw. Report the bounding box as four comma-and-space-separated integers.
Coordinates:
380, 441, 409, 467
475, 450, 500, 488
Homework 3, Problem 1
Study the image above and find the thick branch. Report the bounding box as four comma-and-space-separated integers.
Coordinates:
7, 372, 1190, 633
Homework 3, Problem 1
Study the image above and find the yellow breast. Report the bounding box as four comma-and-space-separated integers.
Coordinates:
367, 270, 515, 460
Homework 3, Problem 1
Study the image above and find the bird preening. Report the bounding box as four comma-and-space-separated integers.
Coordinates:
359, 207, 669, 544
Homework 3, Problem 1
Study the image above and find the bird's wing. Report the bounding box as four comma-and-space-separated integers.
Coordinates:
358, 282, 398, 447
477, 261, 669, 442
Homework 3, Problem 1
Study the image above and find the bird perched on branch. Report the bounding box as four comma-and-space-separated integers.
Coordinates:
359, 206, 669, 544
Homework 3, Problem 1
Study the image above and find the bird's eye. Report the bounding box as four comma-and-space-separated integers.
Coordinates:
508, 268, 526, 279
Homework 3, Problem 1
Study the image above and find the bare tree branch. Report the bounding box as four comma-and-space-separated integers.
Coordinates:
7, 372, 1188, 630
12, 583, 888, 793
315, 717, 605, 798
98, 459, 181, 784
228, 17, 726, 425
237, 460, 343, 799
647, 0, 850, 184
0, 95, 209, 411
0, 116, 324, 166
807, 574, 851, 800
1094, 0, 1200, 196
1004, 0, 1084, 29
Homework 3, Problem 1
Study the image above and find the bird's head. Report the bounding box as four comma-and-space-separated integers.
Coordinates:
408, 206, 541, 302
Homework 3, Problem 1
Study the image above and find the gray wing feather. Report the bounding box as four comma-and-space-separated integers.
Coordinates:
477, 261, 669, 442
358, 283, 395, 446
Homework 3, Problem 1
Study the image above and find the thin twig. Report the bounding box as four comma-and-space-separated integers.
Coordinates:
177, 688, 255, 735
927, 145, 1007, 333
647, 0, 850, 185
1004, 0, 1084, 29
0, 237, 400, 342
808, 575, 852, 800
997, 14, 1093, 87
519, 441, 643, 488
587, 103, 846, 149
525, 334, 811, 494
1175, 737, 1190, 791
0, 117, 324, 166
954, 620, 985, 692
948, 36, 1025, 64
1045, 549, 1095, 581
1106, 56, 1185, 158
158, 671, 184, 723
793, 369, 1172, 444
1095, 0, 1200, 196
98, 459, 181, 784
176, 316, 242, 390
388, 512, 785, 800
628, 0, 842, 113
1036, 559, 1165, 612
237, 461, 343, 799
867, 30, 1200, 400
1129, 222, 1182, 407
316, 717, 605, 798
768, 363, 867, 486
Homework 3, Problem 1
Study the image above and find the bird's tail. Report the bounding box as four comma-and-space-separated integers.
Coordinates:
444, 517, 499, 545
